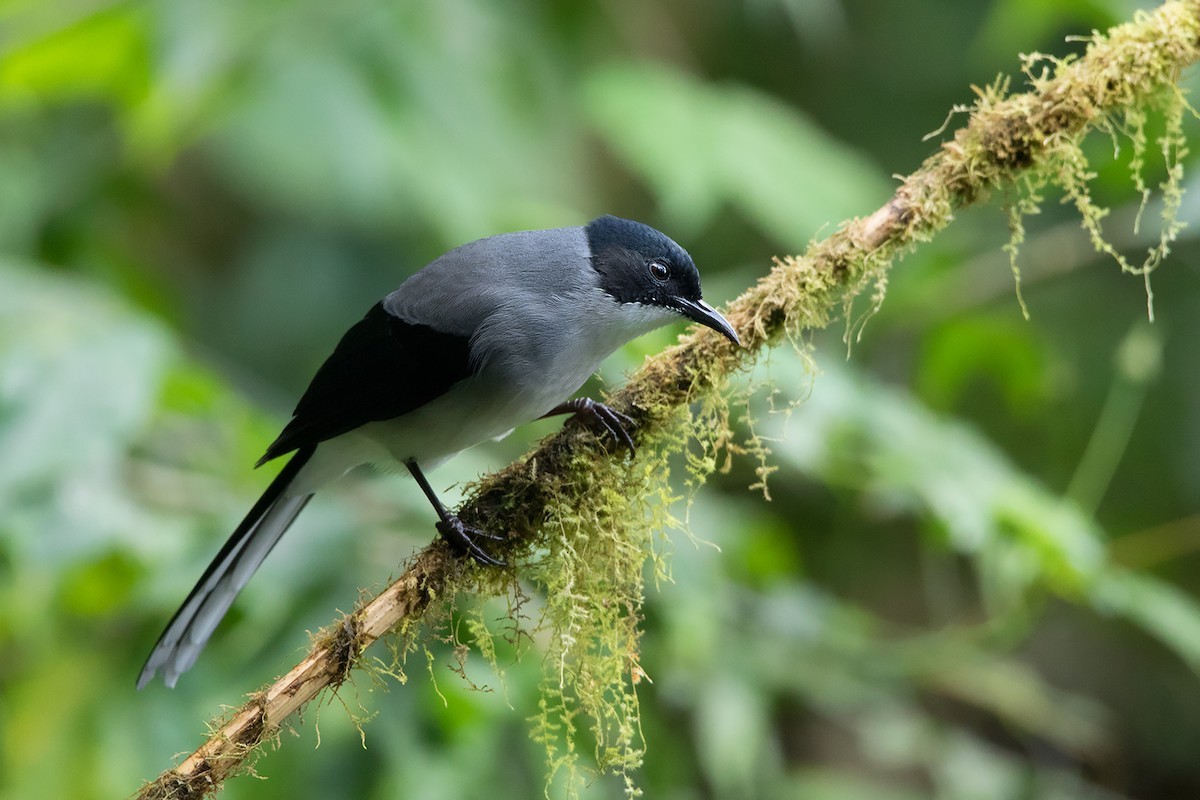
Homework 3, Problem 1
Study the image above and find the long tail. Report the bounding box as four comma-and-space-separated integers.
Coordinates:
138, 445, 317, 689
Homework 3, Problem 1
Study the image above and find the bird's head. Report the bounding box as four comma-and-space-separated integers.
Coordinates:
584, 215, 740, 346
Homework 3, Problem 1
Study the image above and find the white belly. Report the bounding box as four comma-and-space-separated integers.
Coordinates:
284, 369, 585, 497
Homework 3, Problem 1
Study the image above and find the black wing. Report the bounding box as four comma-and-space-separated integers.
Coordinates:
258, 302, 474, 465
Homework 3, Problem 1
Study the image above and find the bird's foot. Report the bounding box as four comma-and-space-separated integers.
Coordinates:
436, 515, 506, 566
561, 398, 637, 455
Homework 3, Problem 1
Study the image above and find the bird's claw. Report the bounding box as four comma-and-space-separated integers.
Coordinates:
436, 515, 506, 566
571, 398, 637, 455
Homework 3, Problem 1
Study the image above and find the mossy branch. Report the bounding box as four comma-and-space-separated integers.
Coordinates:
134, 3, 1200, 798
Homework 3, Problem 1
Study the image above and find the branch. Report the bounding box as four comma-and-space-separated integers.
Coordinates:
135, 3, 1200, 798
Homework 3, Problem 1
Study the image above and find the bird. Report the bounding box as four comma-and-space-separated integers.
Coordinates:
137, 214, 740, 689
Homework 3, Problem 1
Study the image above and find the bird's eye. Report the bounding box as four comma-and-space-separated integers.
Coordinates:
648, 260, 670, 282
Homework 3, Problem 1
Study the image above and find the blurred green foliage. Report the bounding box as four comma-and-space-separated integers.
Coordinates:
1, 1, 1199, 798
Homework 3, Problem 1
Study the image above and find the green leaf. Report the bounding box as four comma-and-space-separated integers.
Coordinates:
1090, 569, 1200, 672
585, 63, 889, 248
0, 6, 150, 107
0, 263, 171, 503
772, 358, 1106, 596
767, 353, 1200, 672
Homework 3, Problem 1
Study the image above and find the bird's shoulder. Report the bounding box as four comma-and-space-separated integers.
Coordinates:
382, 226, 594, 329
258, 302, 475, 464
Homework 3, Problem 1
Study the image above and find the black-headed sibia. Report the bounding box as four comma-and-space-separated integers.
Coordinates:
139, 215, 739, 689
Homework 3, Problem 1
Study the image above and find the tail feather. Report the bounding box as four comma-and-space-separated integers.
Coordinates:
138, 446, 316, 689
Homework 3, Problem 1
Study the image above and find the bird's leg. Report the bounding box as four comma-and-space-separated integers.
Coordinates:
404, 460, 505, 566
541, 397, 637, 455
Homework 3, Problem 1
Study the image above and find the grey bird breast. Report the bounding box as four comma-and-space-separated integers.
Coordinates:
353, 226, 613, 463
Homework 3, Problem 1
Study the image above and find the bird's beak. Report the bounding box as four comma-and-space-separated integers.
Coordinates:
674, 297, 741, 347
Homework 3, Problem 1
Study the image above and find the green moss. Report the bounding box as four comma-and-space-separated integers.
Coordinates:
957, 13, 1199, 322
525, 434, 677, 798
362, 6, 1200, 799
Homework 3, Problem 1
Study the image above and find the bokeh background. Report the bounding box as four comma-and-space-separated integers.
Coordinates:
3, 1, 1200, 798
